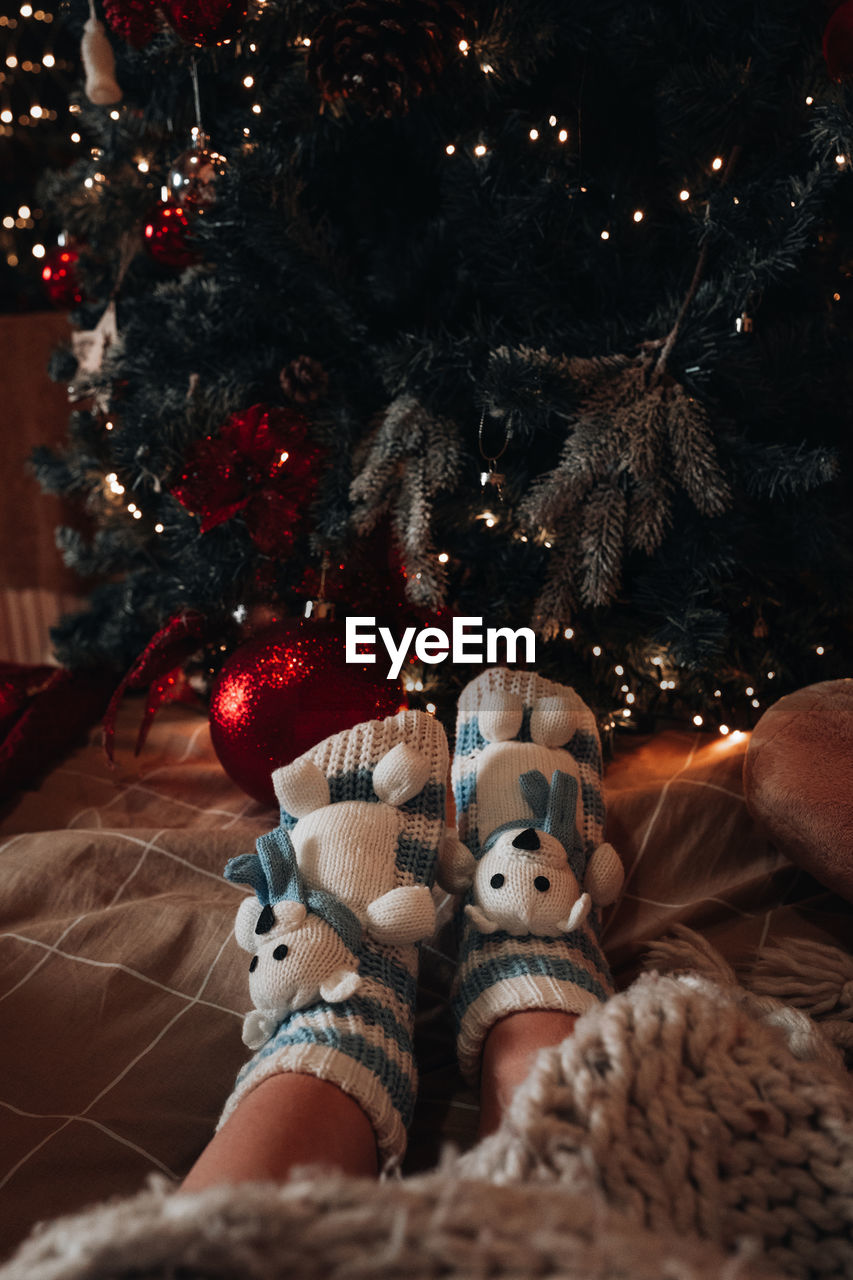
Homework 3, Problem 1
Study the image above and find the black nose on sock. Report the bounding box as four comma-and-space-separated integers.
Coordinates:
255, 903, 276, 935
512, 827, 540, 851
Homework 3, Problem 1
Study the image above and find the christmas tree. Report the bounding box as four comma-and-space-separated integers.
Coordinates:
32, 0, 853, 745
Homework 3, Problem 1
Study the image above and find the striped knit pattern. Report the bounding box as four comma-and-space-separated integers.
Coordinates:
451, 669, 615, 1083
219, 711, 448, 1167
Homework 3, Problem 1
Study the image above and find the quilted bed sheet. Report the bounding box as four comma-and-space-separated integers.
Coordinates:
0, 701, 850, 1261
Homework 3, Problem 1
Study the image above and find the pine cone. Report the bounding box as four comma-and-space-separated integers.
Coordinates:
306, 0, 468, 118
279, 355, 329, 404
101, 0, 162, 47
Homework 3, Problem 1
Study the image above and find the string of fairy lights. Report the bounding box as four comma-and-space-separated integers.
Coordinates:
52, 26, 839, 735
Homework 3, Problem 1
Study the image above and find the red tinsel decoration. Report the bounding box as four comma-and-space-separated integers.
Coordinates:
209, 620, 405, 806
171, 404, 324, 555
824, 0, 853, 80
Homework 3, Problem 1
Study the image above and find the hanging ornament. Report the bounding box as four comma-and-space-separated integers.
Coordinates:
166, 127, 227, 212
161, 0, 248, 46
170, 403, 325, 554
478, 408, 511, 502
735, 311, 754, 335
41, 239, 85, 308
143, 200, 200, 268
306, 0, 468, 118
279, 355, 329, 405
81, 0, 123, 104
824, 0, 853, 81
102, 0, 162, 47
209, 619, 405, 805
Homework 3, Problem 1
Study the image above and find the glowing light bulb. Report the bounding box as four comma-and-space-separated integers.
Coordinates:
600, 229, 610, 240
548, 115, 557, 127
474, 144, 487, 157
31, 105, 42, 118
592, 645, 602, 657
679, 189, 690, 201
154, 523, 164, 533
836, 154, 847, 166
712, 156, 724, 170
751, 698, 760, 708
563, 627, 574, 639
458, 39, 468, 52
1, 110, 12, 124
693, 714, 703, 727
6, 55, 17, 68
543, 539, 552, 548
622, 708, 631, 718
614, 665, 624, 675
485, 517, 495, 528
633, 209, 644, 223
133, 509, 142, 520
806, 95, 814, 105
127, 503, 137, 513
279, 451, 289, 463
43, 52, 54, 67
84, 177, 93, 188
745, 686, 754, 696
18, 204, 30, 218
70, 130, 80, 141
558, 128, 568, 142
529, 128, 539, 141
480, 63, 494, 74
626, 693, 635, 704
445, 143, 455, 155
20, 3, 33, 14
437, 552, 449, 563
816, 645, 825, 655
1, 216, 12, 228
109, 109, 119, 120
252, 103, 261, 114
767, 671, 775, 679
302, 36, 311, 46
243, 75, 254, 87
426, 702, 436, 714
719, 724, 730, 735
620, 684, 629, 693
31, 242, 44, 257
104, 421, 113, 431
714, 689, 722, 697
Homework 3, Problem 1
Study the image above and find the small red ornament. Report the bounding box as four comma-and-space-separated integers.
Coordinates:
824, 0, 853, 80
171, 403, 324, 554
41, 243, 84, 308
209, 620, 405, 805
102, 0, 162, 47
161, 0, 247, 46
143, 201, 199, 269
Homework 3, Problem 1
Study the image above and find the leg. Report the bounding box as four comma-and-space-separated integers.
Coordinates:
182, 1074, 377, 1191
192, 710, 450, 1188
477, 1010, 578, 1138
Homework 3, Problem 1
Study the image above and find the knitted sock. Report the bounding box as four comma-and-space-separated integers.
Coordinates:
441, 668, 624, 1084
219, 709, 449, 1169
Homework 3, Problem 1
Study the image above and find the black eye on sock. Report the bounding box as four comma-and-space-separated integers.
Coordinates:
273, 944, 289, 961
512, 827, 540, 851
534, 876, 550, 892
490, 872, 505, 889
249, 956, 258, 972
255, 904, 276, 935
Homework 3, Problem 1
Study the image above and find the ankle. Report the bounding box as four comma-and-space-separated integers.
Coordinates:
478, 1010, 578, 1138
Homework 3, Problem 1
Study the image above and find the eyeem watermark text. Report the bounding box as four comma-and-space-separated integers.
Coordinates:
345, 616, 536, 679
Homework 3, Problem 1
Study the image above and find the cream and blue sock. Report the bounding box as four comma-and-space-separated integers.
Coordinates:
442, 668, 624, 1083
219, 709, 450, 1167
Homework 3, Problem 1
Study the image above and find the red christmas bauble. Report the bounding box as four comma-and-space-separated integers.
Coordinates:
209, 620, 406, 806
102, 0, 162, 47
161, 0, 247, 46
41, 244, 84, 308
824, 0, 853, 80
143, 202, 199, 269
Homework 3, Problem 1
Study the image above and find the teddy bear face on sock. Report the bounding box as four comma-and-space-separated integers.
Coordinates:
271, 742, 437, 945
470, 826, 590, 937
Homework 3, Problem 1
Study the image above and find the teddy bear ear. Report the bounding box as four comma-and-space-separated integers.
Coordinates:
479, 691, 523, 743
530, 695, 580, 748
273, 757, 331, 818
437, 831, 477, 894
372, 742, 432, 807
234, 895, 263, 951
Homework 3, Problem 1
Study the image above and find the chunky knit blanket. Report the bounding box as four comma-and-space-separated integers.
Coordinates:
4, 928, 853, 1280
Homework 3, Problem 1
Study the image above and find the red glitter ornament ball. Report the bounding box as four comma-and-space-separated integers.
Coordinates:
143, 202, 199, 269
824, 0, 853, 80
161, 0, 248, 46
209, 620, 405, 806
41, 244, 84, 308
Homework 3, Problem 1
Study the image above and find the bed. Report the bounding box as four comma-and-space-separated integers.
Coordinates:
1, 699, 850, 1262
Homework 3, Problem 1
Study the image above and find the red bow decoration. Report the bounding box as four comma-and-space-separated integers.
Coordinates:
103, 611, 209, 763
171, 404, 324, 556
